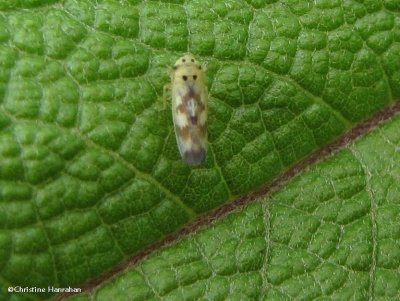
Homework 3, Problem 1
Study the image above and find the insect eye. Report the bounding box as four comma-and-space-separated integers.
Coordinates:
173, 66, 177, 70
191, 59, 195, 62
193, 75, 197, 80
182, 59, 186, 62
182, 75, 188, 81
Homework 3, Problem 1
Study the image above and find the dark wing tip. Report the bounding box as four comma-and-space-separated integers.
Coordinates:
183, 148, 206, 166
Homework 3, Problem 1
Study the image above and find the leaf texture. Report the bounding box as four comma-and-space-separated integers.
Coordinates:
69, 113, 400, 301
0, 0, 399, 300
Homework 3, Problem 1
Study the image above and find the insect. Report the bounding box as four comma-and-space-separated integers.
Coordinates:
168, 54, 207, 166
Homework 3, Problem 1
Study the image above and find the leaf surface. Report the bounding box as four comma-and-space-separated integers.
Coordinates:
69, 113, 400, 301
0, 0, 399, 300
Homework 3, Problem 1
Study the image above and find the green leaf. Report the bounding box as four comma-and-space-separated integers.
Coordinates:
0, 0, 399, 300
68, 113, 400, 301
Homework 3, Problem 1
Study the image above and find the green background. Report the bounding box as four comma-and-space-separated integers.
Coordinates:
0, 0, 399, 300
68, 112, 400, 301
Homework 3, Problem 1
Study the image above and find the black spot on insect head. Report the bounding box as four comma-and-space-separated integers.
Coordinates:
173, 66, 177, 70
193, 75, 197, 80
191, 59, 195, 62
182, 59, 186, 62
198, 65, 202, 70
182, 75, 188, 81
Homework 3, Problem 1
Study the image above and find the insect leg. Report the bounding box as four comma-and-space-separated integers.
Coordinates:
162, 83, 171, 110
